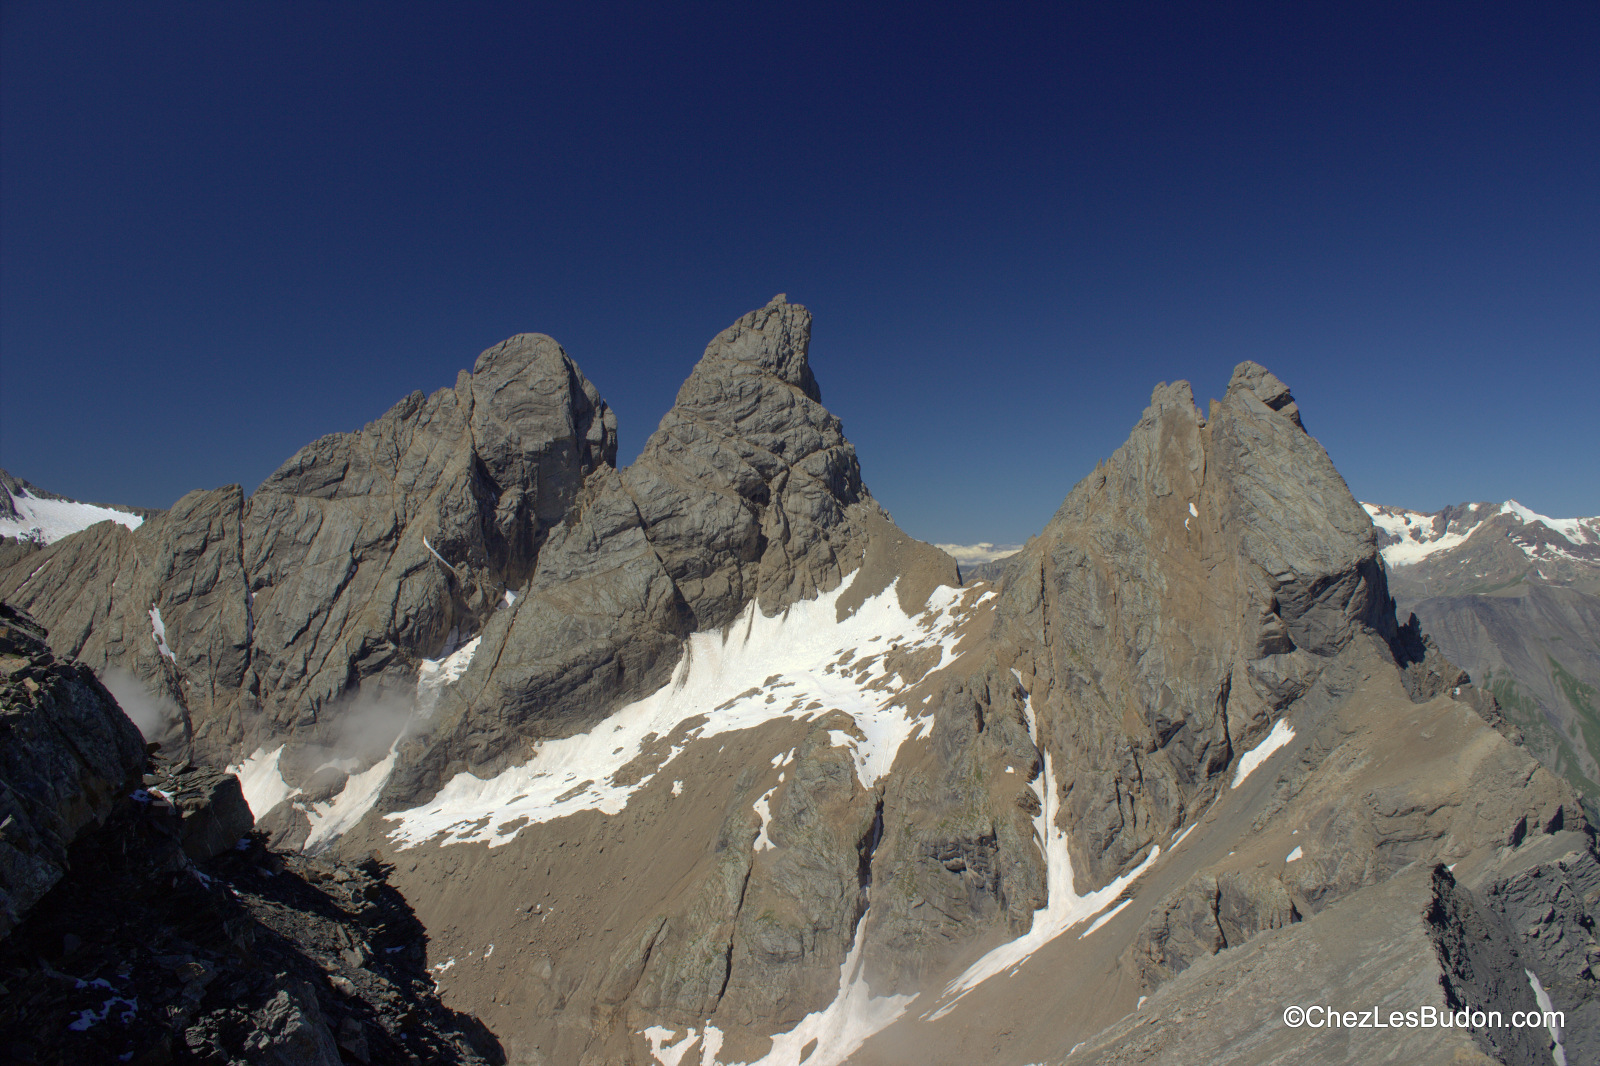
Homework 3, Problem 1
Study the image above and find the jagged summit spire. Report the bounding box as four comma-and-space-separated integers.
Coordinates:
1227, 360, 1303, 429
685, 293, 819, 402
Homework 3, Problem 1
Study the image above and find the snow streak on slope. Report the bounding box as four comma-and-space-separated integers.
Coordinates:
641, 909, 916, 1066
386, 579, 982, 850
1231, 718, 1295, 788
730, 908, 916, 1066
923, 695, 1162, 1022
225, 637, 482, 842
0, 486, 143, 544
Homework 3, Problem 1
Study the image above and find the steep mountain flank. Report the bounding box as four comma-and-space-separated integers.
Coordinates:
1366, 500, 1600, 811
357, 357, 1591, 1065
0, 335, 617, 808
380, 296, 926, 812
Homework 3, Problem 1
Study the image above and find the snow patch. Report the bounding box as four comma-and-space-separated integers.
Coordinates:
1188, 502, 1198, 517
416, 636, 480, 716
752, 787, 778, 852
0, 485, 143, 544
67, 996, 138, 1031
226, 747, 295, 819
148, 607, 175, 661
1525, 970, 1567, 1065
386, 579, 975, 850
1285, 845, 1303, 863
925, 707, 1162, 1021
1231, 719, 1295, 788
302, 740, 403, 851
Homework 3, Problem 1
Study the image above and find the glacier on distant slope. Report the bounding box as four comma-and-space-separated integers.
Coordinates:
0, 484, 143, 544
1363, 500, 1600, 568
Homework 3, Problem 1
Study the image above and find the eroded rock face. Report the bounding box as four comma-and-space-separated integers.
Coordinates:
0, 603, 146, 939
382, 296, 906, 808
987, 363, 1407, 887
0, 335, 617, 793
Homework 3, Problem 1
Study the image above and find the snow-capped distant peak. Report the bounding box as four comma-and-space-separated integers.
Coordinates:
0, 482, 143, 544
1499, 500, 1598, 544
1362, 500, 1600, 568
935, 542, 1022, 565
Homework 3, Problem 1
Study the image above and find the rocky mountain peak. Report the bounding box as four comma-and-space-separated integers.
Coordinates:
5, 328, 1597, 1066
679, 292, 820, 402
1226, 359, 1304, 428
626, 295, 872, 624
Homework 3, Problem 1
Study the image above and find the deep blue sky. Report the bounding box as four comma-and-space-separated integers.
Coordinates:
3, 2, 1596, 544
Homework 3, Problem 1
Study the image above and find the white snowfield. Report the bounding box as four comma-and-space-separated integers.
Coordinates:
385, 578, 984, 850
0, 485, 143, 544
1362, 500, 1599, 568
227, 636, 485, 849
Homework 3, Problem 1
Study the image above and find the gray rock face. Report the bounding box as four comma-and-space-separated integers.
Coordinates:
986, 363, 1396, 888
0, 298, 916, 826
384, 296, 902, 807
0, 335, 617, 794
0, 603, 146, 939
845, 359, 1591, 1038
625, 295, 867, 624
158, 765, 255, 863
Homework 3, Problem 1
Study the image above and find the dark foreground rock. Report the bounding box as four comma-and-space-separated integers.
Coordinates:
0, 602, 146, 939
0, 603, 501, 1065
0, 790, 503, 1065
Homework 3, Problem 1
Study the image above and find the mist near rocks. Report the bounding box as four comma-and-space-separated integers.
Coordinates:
279, 682, 420, 786
100, 668, 182, 747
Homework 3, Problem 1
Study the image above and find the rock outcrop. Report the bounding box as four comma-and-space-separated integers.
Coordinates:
0, 604, 502, 1065
383, 296, 916, 808
0, 603, 146, 938
0, 335, 618, 800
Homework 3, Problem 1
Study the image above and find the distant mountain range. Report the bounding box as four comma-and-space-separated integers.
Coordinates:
934, 542, 1022, 584
1361, 500, 1600, 817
